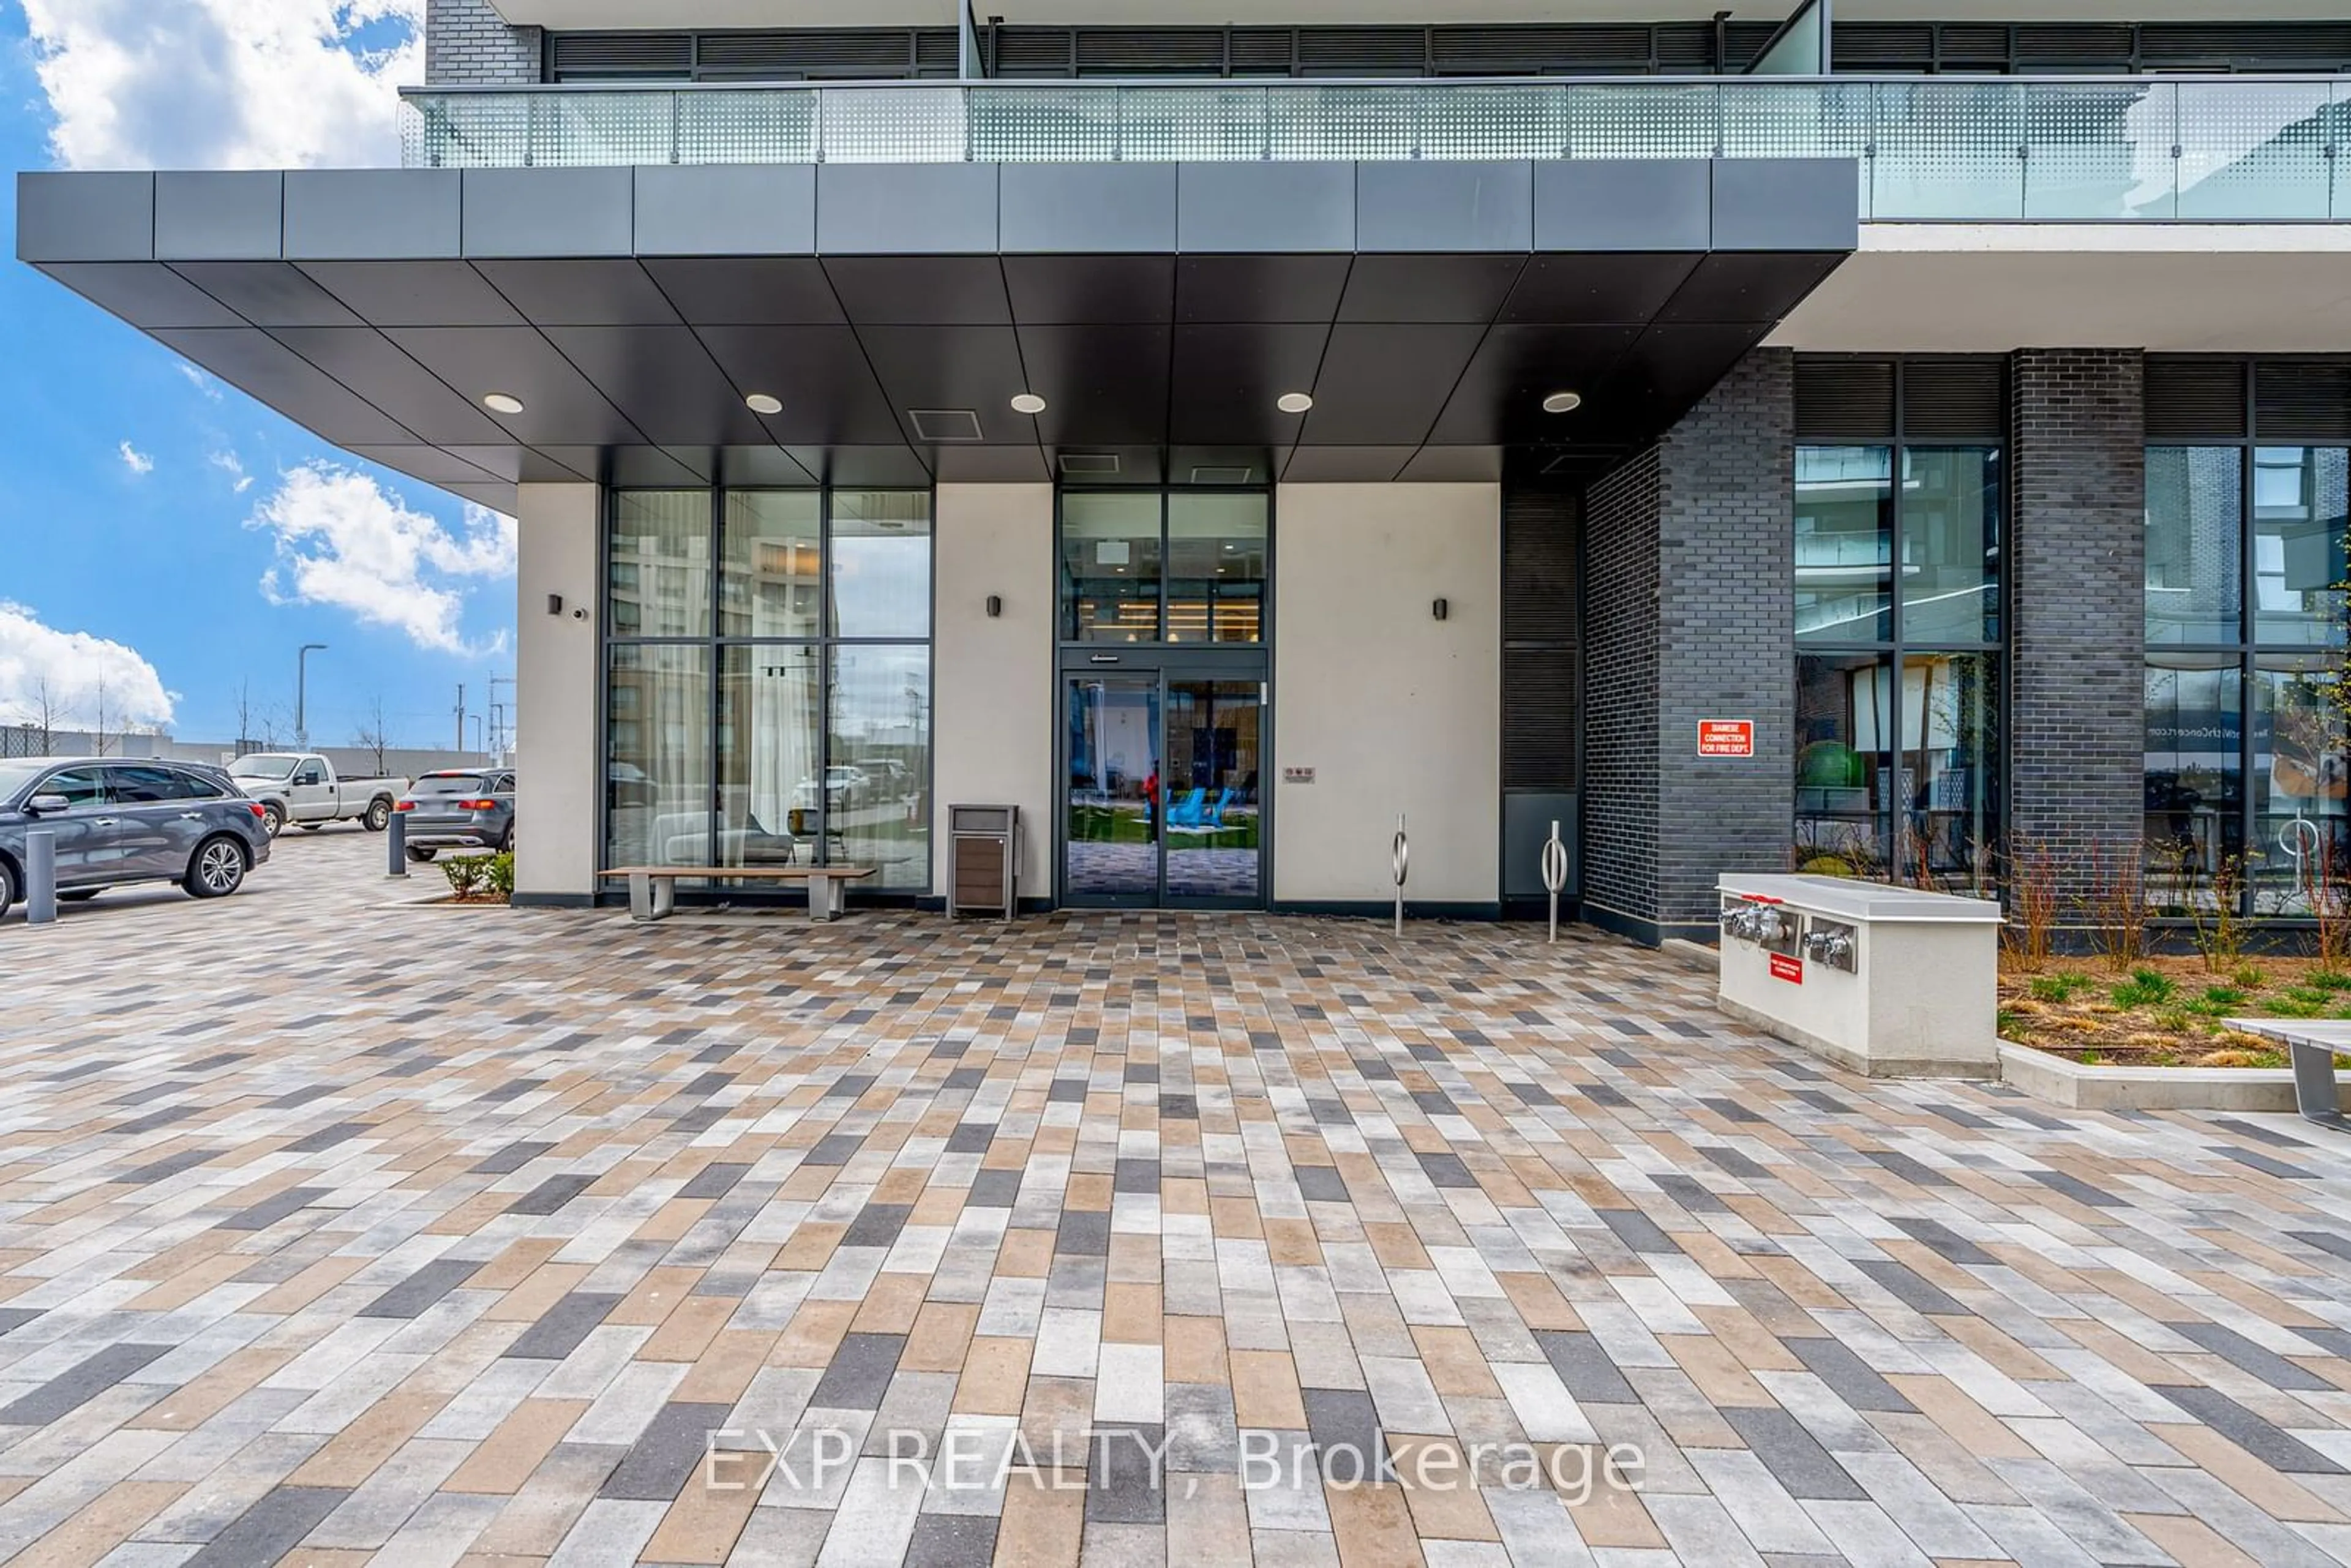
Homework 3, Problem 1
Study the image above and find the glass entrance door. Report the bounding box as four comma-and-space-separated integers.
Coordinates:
1164, 680, 1262, 904
1062, 671, 1264, 908
1065, 676, 1161, 904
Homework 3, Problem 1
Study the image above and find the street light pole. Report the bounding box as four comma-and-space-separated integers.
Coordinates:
295, 643, 328, 749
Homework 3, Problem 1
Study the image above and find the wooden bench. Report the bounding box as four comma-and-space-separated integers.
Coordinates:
600, 865, 879, 923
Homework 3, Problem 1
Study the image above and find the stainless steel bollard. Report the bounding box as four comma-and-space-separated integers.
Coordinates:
24, 829, 56, 924
386, 808, 407, 877
1541, 819, 1569, 943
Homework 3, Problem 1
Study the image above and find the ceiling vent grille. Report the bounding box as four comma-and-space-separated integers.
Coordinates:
1058, 453, 1120, 477
2255, 362, 2351, 442
1190, 465, 1255, 485
1794, 358, 1897, 440
907, 410, 984, 443
2145, 359, 2248, 440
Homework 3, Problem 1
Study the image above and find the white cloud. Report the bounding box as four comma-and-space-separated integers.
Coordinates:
0, 602, 177, 732
118, 440, 154, 475
250, 463, 516, 655
21, 0, 425, 173
179, 364, 223, 401
211, 451, 255, 493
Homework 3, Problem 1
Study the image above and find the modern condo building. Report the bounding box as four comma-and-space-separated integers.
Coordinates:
21, 0, 2351, 940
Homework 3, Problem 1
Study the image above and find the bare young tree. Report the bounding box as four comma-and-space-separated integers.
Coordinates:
233, 680, 258, 752
23, 676, 70, 754
353, 697, 393, 776
88, 679, 113, 758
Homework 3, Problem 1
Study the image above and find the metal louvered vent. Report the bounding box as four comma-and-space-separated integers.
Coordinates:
2013, 24, 2136, 67
550, 32, 692, 78
1228, 31, 1293, 73
1902, 360, 2005, 441
1504, 487, 1578, 793
1188, 465, 1255, 485
992, 29, 1074, 76
1059, 454, 1120, 478
915, 31, 957, 73
1296, 28, 1426, 73
697, 31, 914, 75
1832, 24, 1935, 67
2146, 360, 2249, 440
2255, 364, 2351, 443
1937, 26, 2011, 63
1795, 359, 1897, 440
1076, 29, 1227, 73
2142, 24, 2351, 68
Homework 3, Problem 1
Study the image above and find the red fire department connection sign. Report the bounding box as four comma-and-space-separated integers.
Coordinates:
1698, 720, 1755, 757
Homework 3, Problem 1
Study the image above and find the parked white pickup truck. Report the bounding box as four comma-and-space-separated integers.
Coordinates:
228, 753, 409, 838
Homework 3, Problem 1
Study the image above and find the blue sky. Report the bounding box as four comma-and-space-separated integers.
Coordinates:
0, 1, 515, 751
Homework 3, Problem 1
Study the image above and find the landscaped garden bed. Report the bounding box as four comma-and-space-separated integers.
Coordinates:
1999, 955, 2351, 1068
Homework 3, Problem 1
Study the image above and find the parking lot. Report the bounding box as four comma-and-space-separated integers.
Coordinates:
2, 830, 2351, 1565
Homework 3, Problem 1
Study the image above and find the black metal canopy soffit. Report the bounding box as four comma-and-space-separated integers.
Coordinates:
18, 157, 1856, 508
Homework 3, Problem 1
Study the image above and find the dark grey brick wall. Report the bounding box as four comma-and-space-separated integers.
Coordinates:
1580, 448, 1661, 930
1655, 348, 1797, 928
2009, 348, 2147, 901
426, 0, 542, 86
1580, 348, 1796, 943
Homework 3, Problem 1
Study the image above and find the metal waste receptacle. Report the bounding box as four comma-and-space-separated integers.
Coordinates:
948, 805, 1019, 920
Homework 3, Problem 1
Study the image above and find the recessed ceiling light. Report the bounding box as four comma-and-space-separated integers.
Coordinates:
745, 392, 783, 416
1010, 392, 1047, 416
1277, 392, 1314, 415
1542, 391, 1583, 415
482, 392, 525, 415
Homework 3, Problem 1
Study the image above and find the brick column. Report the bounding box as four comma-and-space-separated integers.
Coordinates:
2008, 350, 2146, 907
426, 0, 543, 86
1582, 348, 1796, 944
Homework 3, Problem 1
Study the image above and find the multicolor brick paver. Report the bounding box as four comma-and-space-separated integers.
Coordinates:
4, 830, 2351, 1566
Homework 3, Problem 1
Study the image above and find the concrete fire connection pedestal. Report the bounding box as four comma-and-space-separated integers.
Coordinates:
1715, 874, 2003, 1079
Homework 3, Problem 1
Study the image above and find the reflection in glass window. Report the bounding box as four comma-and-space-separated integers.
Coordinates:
1796, 446, 1893, 644
721, 491, 820, 639
830, 491, 932, 639
1900, 449, 2000, 644
2144, 655, 2243, 909
829, 646, 931, 890
605, 643, 712, 874
1167, 494, 1267, 644
610, 491, 711, 639
716, 645, 820, 876
1062, 493, 1163, 642
1794, 653, 1891, 877
2145, 448, 2243, 645
1898, 652, 2000, 891
2251, 447, 2347, 648
2252, 659, 2350, 913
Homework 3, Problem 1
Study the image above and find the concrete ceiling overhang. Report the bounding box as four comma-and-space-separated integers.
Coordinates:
486, 1, 2351, 26
17, 158, 1854, 511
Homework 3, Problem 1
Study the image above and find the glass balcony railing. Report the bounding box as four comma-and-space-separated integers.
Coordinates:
398, 77, 2351, 222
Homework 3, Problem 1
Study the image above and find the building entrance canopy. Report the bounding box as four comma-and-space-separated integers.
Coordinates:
18, 156, 1853, 509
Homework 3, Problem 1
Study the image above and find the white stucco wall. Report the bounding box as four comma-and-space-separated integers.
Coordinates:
1272, 483, 1501, 906
931, 483, 1056, 901
515, 482, 601, 899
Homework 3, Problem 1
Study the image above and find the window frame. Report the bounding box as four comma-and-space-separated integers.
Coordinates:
600, 485, 936, 895
1793, 360, 2006, 891
1056, 487, 1272, 650
2145, 413, 2351, 917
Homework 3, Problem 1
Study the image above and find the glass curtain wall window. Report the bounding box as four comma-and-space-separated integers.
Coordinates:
1794, 441, 2002, 888
2145, 444, 2348, 914
606, 488, 933, 894
1061, 492, 1267, 645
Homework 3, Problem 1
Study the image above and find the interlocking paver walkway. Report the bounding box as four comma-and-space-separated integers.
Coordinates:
4, 830, 2351, 1566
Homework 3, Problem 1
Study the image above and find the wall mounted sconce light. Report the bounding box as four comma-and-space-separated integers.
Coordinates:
986, 595, 1003, 618
1431, 598, 1449, 621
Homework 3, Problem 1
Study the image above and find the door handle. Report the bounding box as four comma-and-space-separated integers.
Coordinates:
94, 818, 118, 827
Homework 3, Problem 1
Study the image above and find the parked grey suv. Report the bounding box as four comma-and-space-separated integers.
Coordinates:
396, 768, 515, 862
0, 758, 273, 921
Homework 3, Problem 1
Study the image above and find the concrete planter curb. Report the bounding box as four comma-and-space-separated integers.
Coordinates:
1996, 1041, 2349, 1112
